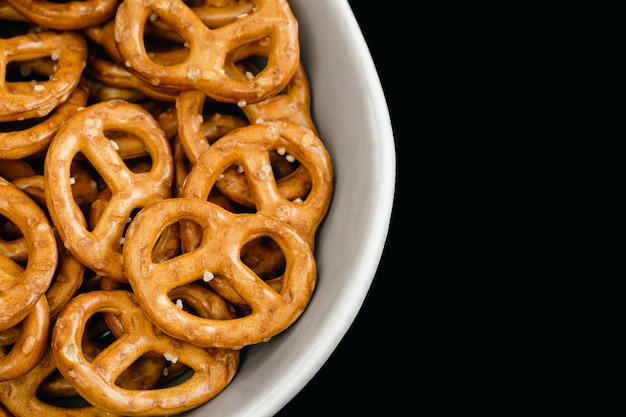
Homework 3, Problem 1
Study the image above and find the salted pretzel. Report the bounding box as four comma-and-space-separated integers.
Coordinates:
114, 0, 299, 104
5, 0, 120, 30
0, 176, 57, 331
0, 294, 49, 381
51, 290, 238, 415
0, 31, 87, 123
181, 121, 333, 249
44, 99, 173, 281
175, 78, 316, 207
0, 82, 89, 160
123, 197, 316, 348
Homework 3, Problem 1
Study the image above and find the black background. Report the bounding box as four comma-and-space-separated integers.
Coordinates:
276, 2, 404, 415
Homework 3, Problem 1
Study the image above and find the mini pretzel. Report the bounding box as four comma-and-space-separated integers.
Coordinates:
181, 121, 333, 249
0, 31, 87, 123
5, 0, 120, 30
114, 0, 299, 104
0, 176, 57, 331
0, 82, 89, 160
0, 295, 49, 381
52, 290, 238, 415
123, 197, 316, 348
44, 99, 173, 281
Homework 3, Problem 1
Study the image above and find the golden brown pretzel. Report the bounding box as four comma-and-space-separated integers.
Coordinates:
44, 99, 173, 281
0, 31, 87, 123
0, 347, 122, 417
181, 121, 333, 249
175, 77, 315, 207
52, 290, 238, 416
0, 294, 49, 381
114, 0, 299, 104
123, 197, 316, 348
0, 82, 89, 160
0, 176, 57, 332
5, 0, 120, 30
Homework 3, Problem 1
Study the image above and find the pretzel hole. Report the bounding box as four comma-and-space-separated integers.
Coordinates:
103, 129, 153, 163
4, 56, 59, 96
241, 235, 285, 281
0, 215, 28, 264
142, 18, 190, 65
226, 42, 269, 81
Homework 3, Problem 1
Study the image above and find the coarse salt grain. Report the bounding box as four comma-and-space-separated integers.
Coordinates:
203, 271, 214, 282
164, 353, 178, 363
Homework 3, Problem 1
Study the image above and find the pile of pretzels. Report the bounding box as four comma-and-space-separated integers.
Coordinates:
0, 0, 333, 415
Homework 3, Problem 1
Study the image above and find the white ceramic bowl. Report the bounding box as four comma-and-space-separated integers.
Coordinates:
182, 1, 396, 416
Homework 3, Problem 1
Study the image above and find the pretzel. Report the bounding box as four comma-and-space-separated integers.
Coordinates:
51, 290, 238, 415
180, 121, 333, 249
123, 197, 316, 348
0, 30, 87, 123
0, 294, 49, 381
5, 0, 120, 30
44, 99, 173, 281
114, 0, 299, 104
175, 82, 315, 207
0, 82, 89, 160
0, 346, 122, 417
0, 176, 57, 332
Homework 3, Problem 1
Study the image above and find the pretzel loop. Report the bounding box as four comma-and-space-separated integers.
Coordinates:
52, 290, 238, 416
114, 0, 299, 104
0, 31, 87, 122
44, 100, 173, 280
123, 197, 316, 348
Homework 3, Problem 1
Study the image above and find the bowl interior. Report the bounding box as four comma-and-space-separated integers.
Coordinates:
180, 0, 396, 415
